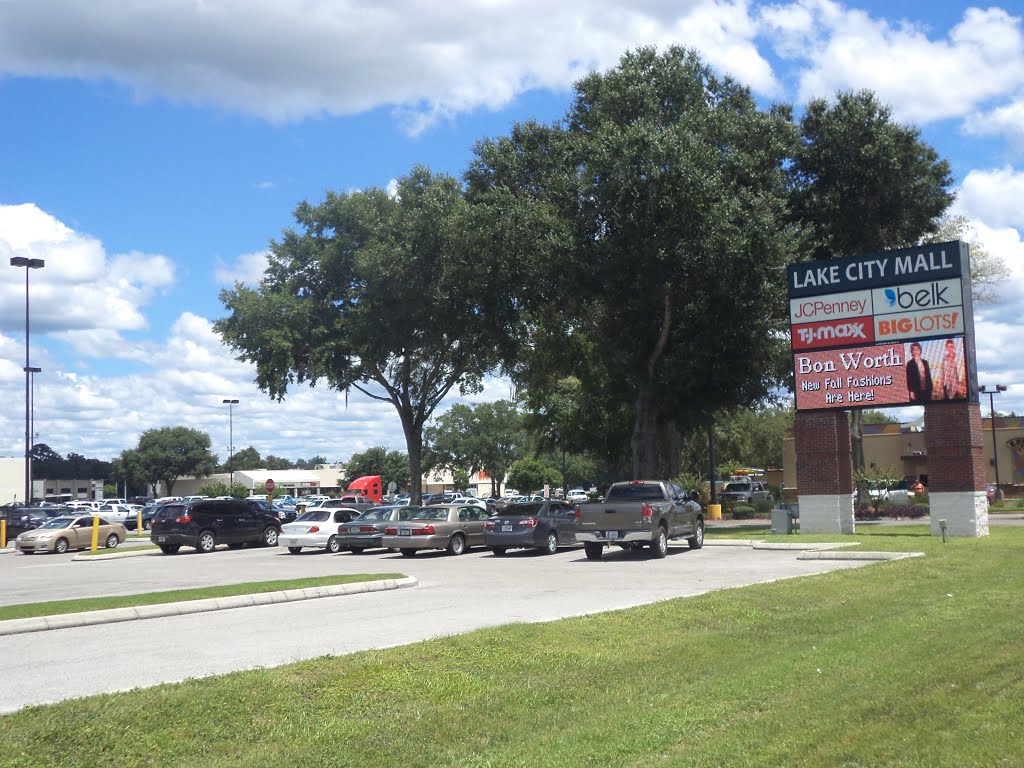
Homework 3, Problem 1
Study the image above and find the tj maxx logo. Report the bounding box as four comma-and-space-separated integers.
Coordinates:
872, 278, 962, 315
792, 318, 873, 350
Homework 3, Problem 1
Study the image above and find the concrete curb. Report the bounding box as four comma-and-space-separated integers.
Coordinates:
0, 576, 418, 637
72, 546, 160, 561
798, 551, 924, 561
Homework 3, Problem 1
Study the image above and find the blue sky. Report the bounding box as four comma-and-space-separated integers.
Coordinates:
1, 0, 1022, 467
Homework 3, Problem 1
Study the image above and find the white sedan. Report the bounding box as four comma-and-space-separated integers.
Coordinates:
278, 508, 361, 553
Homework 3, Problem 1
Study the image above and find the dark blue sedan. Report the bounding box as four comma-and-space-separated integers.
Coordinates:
484, 501, 578, 555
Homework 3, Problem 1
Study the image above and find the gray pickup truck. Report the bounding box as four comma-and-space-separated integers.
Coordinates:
573, 480, 704, 560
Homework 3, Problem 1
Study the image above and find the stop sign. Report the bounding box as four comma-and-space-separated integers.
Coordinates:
266, 479, 276, 493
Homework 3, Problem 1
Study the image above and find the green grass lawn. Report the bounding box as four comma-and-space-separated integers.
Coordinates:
0, 574, 402, 622
1, 527, 1022, 767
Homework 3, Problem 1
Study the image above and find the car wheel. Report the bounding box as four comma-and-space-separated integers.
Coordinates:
287, 546, 302, 554
446, 534, 466, 556
105, 534, 119, 549
159, 544, 180, 554
687, 519, 705, 550
584, 542, 603, 561
400, 548, 416, 557
197, 531, 216, 553
542, 531, 558, 555
650, 526, 668, 559
262, 527, 279, 547
490, 546, 506, 556
326, 537, 343, 554
55, 537, 69, 555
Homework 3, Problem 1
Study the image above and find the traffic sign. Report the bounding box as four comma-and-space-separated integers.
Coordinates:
266, 478, 276, 493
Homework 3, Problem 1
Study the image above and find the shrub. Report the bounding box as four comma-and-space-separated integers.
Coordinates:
855, 503, 883, 521
754, 499, 772, 516
731, 505, 758, 519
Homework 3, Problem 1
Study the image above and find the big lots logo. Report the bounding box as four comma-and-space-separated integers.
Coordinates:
871, 278, 962, 315
792, 317, 874, 351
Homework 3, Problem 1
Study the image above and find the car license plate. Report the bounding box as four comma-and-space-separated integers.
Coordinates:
502, 525, 512, 532
399, 529, 411, 536
605, 530, 618, 540
156, 535, 166, 543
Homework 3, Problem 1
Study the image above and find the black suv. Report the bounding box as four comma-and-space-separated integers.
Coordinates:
150, 499, 281, 554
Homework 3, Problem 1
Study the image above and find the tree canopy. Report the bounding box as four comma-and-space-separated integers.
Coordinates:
119, 426, 218, 495
340, 447, 410, 494
468, 46, 800, 477
217, 166, 526, 502
424, 400, 524, 497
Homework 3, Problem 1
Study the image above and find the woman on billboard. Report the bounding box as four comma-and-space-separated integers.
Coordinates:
905, 341, 933, 403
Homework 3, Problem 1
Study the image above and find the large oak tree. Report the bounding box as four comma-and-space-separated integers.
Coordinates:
468, 47, 800, 477
216, 167, 523, 502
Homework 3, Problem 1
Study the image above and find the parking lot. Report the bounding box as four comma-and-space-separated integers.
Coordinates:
1, 536, 884, 714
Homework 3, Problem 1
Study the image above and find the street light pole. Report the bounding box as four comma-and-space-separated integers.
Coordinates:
26, 366, 41, 502
10, 256, 44, 505
980, 384, 1007, 503
223, 399, 239, 491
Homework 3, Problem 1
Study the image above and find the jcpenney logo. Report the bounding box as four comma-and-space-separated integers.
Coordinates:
872, 279, 962, 316
792, 317, 873, 351
789, 290, 872, 324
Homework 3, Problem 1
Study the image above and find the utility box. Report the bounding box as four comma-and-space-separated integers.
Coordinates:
771, 507, 796, 534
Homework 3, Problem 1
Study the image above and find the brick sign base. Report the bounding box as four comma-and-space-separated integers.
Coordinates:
923, 401, 989, 537
794, 403, 989, 537
794, 411, 856, 534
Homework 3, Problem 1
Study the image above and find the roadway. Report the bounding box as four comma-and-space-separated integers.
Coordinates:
0, 535, 887, 714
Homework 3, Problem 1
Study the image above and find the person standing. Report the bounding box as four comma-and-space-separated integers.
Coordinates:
906, 341, 933, 403
937, 338, 964, 400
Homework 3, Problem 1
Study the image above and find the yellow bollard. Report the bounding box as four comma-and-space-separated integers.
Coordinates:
1, 519, 6, 548
136, 509, 144, 536
708, 503, 722, 521
91, 515, 100, 552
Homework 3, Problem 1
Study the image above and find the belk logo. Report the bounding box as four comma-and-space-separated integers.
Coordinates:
883, 282, 952, 310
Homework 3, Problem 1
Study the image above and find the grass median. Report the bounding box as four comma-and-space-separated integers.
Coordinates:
0, 574, 402, 622
1, 527, 1022, 767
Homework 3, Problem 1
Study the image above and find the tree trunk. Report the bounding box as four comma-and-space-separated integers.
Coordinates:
631, 384, 658, 478
666, 420, 682, 478
399, 410, 424, 504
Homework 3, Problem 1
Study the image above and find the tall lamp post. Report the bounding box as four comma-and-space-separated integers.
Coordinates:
26, 366, 41, 502
980, 384, 1007, 504
223, 399, 239, 491
10, 256, 44, 505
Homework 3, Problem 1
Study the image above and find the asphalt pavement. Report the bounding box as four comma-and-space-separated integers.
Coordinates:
0, 527, 923, 715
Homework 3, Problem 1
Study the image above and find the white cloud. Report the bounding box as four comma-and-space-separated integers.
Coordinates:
955, 168, 1024, 230
760, 2, 1024, 126
0, 0, 776, 131
0, 204, 175, 338
215, 251, 269, 287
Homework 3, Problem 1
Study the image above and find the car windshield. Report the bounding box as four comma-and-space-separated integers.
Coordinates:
40, 517, 74, 528
295, 511, 330, 522
725, 483, 750, 491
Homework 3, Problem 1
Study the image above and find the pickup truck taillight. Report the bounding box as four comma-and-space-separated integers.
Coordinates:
641, 504, 653, 519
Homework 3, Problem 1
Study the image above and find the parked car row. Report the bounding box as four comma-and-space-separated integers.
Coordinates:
144, 499, 587, 558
